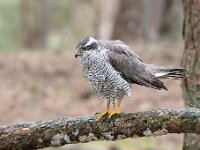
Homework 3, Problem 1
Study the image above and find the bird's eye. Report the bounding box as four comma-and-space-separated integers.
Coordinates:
82, 46, 91, 51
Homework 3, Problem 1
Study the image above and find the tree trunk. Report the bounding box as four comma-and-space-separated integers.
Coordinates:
95, 0, 183, 42
21, 0, 52, 49
112, 0, 143, 42
142, 0, 165, 41
181, 0, 200, 149
94, 0, 119, 40
159, 0, 183, 39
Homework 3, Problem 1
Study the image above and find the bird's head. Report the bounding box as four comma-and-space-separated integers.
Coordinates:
75, 36, 98, 58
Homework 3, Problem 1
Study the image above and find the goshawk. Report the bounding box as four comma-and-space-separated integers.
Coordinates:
75, 36, 187, 121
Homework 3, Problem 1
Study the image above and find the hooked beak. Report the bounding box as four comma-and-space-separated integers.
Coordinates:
75, 53, 79, 58
75, 50, 81, 58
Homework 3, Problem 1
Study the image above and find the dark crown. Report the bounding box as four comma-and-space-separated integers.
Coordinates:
76, 36, 91, 49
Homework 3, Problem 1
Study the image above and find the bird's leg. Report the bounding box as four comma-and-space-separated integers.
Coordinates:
96, 101, 110, 122
108, 99, 122, 119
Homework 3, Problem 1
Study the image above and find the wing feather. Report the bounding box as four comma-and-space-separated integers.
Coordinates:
105, 42, 167, 90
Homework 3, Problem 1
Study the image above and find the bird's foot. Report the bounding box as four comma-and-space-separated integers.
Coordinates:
108, 109, 120, 119
96, 111, 110, 122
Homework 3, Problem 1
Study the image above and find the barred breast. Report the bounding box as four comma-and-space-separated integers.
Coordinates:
80, 49, 132, 105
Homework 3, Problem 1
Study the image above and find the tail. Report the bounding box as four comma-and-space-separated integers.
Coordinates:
147, 64, 189, 79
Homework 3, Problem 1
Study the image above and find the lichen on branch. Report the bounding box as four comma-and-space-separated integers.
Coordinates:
0, 108, 200, 150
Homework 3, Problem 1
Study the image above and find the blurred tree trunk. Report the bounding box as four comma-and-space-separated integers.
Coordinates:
159, 0, 183, 39
94, 0, 182, 42
112, 0, 143, 42
21, 0, 52, 49
143, 0, 183, 41
94, 0, 119, 40
181, 0, 200, 150
142, 0, 165, 41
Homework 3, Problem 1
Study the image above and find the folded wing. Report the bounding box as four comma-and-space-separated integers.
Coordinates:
105, 41, 167, 90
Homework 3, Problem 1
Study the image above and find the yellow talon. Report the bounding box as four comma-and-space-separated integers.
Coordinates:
108, 99, 122, 119
96, 111, 109, 122
96, 101, 110, 122
96, 99, 123, 121
108, 109, 119, 118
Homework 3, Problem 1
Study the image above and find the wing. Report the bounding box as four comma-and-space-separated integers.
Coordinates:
105, 41, 167, 90
99, 39, 143, 62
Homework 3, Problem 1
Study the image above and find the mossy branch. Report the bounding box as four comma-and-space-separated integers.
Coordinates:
1, 108, 200, 150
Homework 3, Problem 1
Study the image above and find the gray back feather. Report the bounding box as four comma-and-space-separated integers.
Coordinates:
103, 41, 167, 90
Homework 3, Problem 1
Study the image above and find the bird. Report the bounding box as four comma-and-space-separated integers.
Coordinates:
75, 36, 188, 122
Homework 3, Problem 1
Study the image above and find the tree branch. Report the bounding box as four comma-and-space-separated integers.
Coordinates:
1, 107, 200, 150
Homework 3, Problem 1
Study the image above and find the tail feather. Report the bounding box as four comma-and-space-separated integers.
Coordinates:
157, 67, 188, 79
147, 65, 189, 79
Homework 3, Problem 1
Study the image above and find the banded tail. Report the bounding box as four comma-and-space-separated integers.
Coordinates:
147, 64, 188, 79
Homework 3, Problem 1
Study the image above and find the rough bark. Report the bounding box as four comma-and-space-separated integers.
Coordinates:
1, 108, 200, 150
182, 0, 200, 150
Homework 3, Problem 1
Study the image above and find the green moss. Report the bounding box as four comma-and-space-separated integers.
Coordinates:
102, 122, 110, 130
158, 117, 168, 126
182, 115, 198, 127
